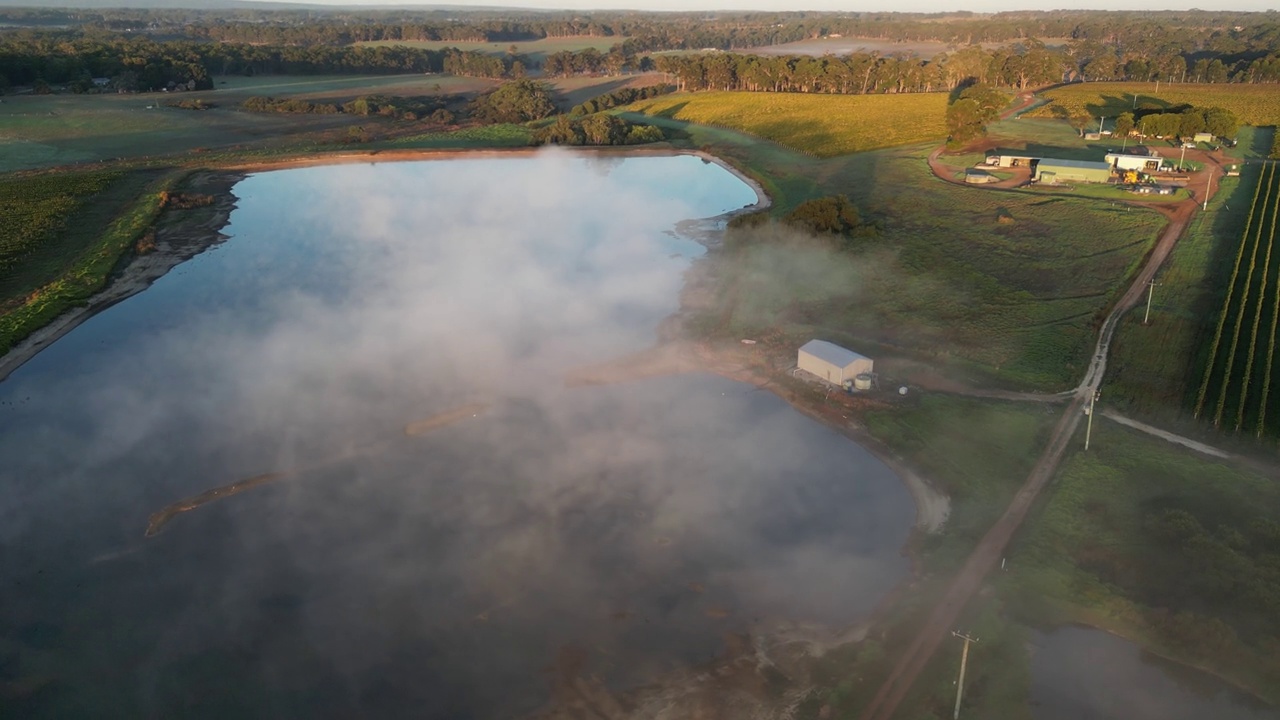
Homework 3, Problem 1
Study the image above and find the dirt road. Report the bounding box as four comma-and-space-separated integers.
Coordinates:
859, 148, 1227, 720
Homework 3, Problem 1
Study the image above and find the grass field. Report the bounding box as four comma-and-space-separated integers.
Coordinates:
1030, 82, 1280, 128
390, 123, 533, 148
354, 36, 623, 64
998, 421, 1280, 704
0, 74, 655, 172
625, 91, 949, 157
678, 131, 1166, 389
1104, 169, 1254, 421
0, 170, 173, 354
1192, 161, 1280, 435
865, 396, 1057, 571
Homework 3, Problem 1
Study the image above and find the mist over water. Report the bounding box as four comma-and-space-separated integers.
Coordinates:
0, 153, 914, 718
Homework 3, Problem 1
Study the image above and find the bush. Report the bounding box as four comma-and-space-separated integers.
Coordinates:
570, 84, 673, 116
468, 80, 557, 124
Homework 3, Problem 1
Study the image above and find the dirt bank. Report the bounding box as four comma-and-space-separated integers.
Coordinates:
0, 171, 244, 383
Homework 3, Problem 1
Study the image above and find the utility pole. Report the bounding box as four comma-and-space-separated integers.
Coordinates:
1133, 93, 1139, 108
1143, 279, 1161, 324
1179, 142, 1187, 171
952, 631, 979, 720
1204, 169, 1212, 211
1155, 78, 1160, 94
1084, 390, 1100, 450
1098, 115, 1104, 135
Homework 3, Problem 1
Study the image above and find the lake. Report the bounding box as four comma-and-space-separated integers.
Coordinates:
0, 153, 916, 718
1031, 626, 1279, 720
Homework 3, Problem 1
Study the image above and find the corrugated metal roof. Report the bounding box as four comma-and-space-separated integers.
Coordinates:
799, 339, 869, 368
1037, 158, 1112, 170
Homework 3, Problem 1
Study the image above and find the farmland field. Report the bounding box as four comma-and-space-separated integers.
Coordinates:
624, 91, 949, 157
661, 124, 1167, 388
354, 36, 624, 64
1030, 82, 1280, 128
1193, 161, 1280, 435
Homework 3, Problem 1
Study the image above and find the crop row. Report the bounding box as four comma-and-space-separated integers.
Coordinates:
1194, 162, 1280, 435
0, 172, 121, 276
1030, 82, 1280, 128
625, 91, 949, 158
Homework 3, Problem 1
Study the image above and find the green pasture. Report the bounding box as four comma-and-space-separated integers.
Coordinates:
1105, 167, 1255, 422
1000, 422, 1280, 704
662, 118, 1166, 389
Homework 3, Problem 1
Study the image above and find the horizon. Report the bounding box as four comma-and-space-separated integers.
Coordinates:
3, 0, 1279, 13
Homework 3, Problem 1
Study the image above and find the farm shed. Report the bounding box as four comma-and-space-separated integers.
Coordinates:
1106, 153, 1162, 172
1034, 159, 1112, 185
1193, 132, 1214, 143
797, 340, 873, 386
988, 154, 1038, 168
964, 168, 998, 184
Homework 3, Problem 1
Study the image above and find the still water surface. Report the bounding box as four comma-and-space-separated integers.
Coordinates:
1031, 626, 1278, 720
0, 154, 915, 718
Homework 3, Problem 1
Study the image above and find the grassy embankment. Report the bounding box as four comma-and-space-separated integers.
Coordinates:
1030, 82, 1280, 128
0, 170, 176, 355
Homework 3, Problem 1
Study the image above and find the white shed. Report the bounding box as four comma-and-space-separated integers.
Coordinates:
797, 340, 873, 386
1106, 153, 1162, 172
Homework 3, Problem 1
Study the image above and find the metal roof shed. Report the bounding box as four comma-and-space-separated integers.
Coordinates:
797, 340, 873, 386
1034, 159, 1112, 184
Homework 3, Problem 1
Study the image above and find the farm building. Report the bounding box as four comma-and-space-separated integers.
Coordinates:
964, 168, 998, 184
1193, 132, 1214, 143
1034, 159, 1113, 185
987, 154, 1038, 168
1106, 153, 1162, 172
797, 340, 873, 386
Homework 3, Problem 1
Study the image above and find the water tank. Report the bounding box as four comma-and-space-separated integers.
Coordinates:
853, 373, 873, 391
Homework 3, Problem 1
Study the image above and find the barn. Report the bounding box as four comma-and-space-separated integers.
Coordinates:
797, 340, 873, 386
1034, 159, 1113, 185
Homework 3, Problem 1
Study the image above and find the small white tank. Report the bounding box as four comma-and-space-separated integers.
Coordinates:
899, 386, 909, 396
853, 374, 873, 391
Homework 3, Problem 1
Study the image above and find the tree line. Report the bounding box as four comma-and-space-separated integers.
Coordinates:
4, 8, 1277, 58
0, 34, 528, 90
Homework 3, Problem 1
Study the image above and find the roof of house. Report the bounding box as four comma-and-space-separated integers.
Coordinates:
1037, 158, 1112, 171
799, 339, 870, 368
1105, 153, 1158, 160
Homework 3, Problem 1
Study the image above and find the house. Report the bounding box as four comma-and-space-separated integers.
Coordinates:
1106, 153, 1162, 172
1193, 132, 1214, 143
797, 340, 873, 386
1034, 159, 1113, 185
